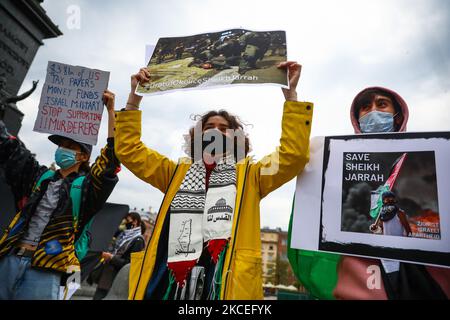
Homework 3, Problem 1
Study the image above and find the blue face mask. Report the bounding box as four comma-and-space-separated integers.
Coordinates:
359, 111, 395, 133
55, 147, 79, 169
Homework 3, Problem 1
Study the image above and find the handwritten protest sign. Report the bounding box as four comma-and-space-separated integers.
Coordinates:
137, 29, 288, 95
33, 61, 110, 145
291, 132, 450, 268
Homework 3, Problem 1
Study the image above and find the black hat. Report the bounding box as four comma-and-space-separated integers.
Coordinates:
48, 135, 92, 155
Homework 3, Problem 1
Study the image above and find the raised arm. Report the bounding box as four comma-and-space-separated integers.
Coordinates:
255, 62, 314, 198
114, 68, 177, 193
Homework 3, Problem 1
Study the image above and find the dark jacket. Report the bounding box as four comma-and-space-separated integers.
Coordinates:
288, 87, 449, 299
0, 121, 120, 273
96, 235, 145, 291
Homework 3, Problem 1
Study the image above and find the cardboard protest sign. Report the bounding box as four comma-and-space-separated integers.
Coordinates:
291, 132, 450, 268
33, 61, 110, 145
137, 29, 288, 95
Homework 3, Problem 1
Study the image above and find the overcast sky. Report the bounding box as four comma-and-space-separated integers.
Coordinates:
16, 0, 450, 230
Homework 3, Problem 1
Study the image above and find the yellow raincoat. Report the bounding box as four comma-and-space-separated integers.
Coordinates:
114, 100, 313, 299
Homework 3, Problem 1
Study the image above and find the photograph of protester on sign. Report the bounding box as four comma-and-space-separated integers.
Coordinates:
136, 29, 288, 95
341, 151, 441, 241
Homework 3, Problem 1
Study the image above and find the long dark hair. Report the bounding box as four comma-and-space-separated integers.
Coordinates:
186, 110, 251, 162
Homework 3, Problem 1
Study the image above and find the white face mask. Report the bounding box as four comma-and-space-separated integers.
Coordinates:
359, 111, 395, 133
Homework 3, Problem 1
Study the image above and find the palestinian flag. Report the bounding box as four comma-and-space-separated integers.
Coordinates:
287, 208, 340, 300
369, 153, 408, 219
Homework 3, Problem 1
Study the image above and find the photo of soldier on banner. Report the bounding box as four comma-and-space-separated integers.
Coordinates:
136, 28, 288, 95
